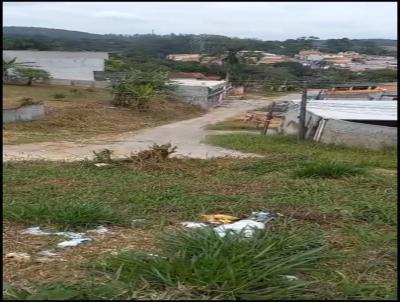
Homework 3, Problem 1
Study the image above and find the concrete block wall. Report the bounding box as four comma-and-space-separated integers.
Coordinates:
320, 119, 397, 150
172, 85, 209, 108
3, 104, 45, 123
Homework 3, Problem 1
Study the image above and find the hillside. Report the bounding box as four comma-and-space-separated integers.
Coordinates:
3, 26, 397, 57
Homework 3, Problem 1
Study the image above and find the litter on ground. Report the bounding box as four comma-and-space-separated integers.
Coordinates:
86, 226, 110, 234
179, 222, 208, 228
94, 163, 110, 167
201, 214, 240, 224
21, 225, 110, 250
37, 250, 58, 257
179, 211, 276, 237
57, 238, 92, 248
5, 252, 31, 263
214, 220, 265, 238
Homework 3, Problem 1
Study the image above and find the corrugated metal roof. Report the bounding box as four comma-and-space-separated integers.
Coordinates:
291, 100, 397, 121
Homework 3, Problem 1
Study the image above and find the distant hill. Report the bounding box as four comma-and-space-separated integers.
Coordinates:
3, 26, 106, 40
3, 26, 397, 57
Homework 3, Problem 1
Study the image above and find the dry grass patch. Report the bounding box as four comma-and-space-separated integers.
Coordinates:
3, 84, 205, 144
3, 222, 159, 288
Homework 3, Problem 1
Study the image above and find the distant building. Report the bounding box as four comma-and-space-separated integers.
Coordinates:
170, 78, 229, 108
3, 50, 109, 81
280, 99, 397, 149
166, 54, 202, 62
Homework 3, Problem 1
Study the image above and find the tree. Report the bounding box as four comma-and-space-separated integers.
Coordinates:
14, 67, 51, 85
222, 49, 241, 82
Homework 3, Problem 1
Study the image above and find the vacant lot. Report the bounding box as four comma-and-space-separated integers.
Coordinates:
3, 84, 205, 144
3, 134, 396, 300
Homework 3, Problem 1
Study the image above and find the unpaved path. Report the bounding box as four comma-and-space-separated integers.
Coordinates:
3, 94, 298, 161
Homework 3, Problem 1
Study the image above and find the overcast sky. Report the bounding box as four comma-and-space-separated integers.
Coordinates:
3, 1, 397, 40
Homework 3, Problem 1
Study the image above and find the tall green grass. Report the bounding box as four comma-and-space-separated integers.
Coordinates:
95, 226, 327, 300
293, 161, 366, 179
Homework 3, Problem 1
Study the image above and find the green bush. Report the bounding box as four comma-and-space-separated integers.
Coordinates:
52, 93, 67, 100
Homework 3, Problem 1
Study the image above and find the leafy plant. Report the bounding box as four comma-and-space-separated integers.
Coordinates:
110, 70, 174, 110
131, 143, 177, 164
13, 67, 50, 85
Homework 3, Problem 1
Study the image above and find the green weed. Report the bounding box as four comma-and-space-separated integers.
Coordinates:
95, 226, 326, 300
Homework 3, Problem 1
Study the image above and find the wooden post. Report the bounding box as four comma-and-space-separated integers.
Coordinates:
298, 83, 307, 141
262, 101, 275, 135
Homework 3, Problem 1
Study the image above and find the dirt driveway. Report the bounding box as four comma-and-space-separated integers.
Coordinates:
3, 94, 299, 161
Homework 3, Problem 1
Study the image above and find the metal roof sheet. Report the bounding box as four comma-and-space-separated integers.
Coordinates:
291, 99, 397, 121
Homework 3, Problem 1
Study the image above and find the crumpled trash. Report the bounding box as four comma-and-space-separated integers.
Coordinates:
6, 252, 31, 263
201, 214, 240, 224
283, 275, 299, 281
57, 238, 92, 248
86, 226, 109, 234
179, 222, 208, 229
214, 220, 265, 238
22, 227, 52, 236
37, 250, 58, 257
131, 219, 147, 227
180, 210, 277, 238
94, 163, 110, 167
249, 211, 274, 222
21, 226, 101, 249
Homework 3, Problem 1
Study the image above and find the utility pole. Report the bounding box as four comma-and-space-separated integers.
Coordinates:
298, 81, 308, 141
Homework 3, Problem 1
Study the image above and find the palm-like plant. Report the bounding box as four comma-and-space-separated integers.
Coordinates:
3, 57, 36, 81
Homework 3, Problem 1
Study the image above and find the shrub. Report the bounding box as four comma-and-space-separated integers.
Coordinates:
69, 88, 82, 96
96, 226, 326, 300
52, 93, 67, 100
293, 161, 366, 179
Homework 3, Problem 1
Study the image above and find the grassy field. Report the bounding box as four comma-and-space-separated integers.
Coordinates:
3, 134, 397, 300
3, 84, 205, 144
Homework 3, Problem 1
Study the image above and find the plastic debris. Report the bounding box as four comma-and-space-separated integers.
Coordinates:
57, 238, 92, 248
131, 219, 147, 227
201, 214, 240, 224
21, 226, 98, 249
179, 222, 208, 229
35, 257, 56, 263
214, 220, 265, 238
249, 211, 274, 222
283, 275, 299, 281
22, 227, 52, 236
86, 226, 109, 234
37, 250, 58, 257
6, 252, 31, 263
94, 163, 110, 167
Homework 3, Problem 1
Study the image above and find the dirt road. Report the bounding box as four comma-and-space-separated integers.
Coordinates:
3, 94, 298, 161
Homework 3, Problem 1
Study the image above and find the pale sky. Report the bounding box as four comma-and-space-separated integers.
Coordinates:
3, 1, 398, 40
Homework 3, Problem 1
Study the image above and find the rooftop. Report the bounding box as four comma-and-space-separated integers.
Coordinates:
291, 99, 397, 121
170, 78, 227, 88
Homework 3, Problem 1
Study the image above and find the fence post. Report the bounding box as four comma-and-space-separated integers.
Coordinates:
298, 82, 307, 141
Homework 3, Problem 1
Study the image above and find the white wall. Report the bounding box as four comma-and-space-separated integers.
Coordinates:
3, 50, 108, 81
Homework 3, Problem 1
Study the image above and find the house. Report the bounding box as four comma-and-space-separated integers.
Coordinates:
316, 83, 395, 100
279, 99, 397, 149
170, 78, 229, 108
3, 50, 109, 81
166, 54, 202, 62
